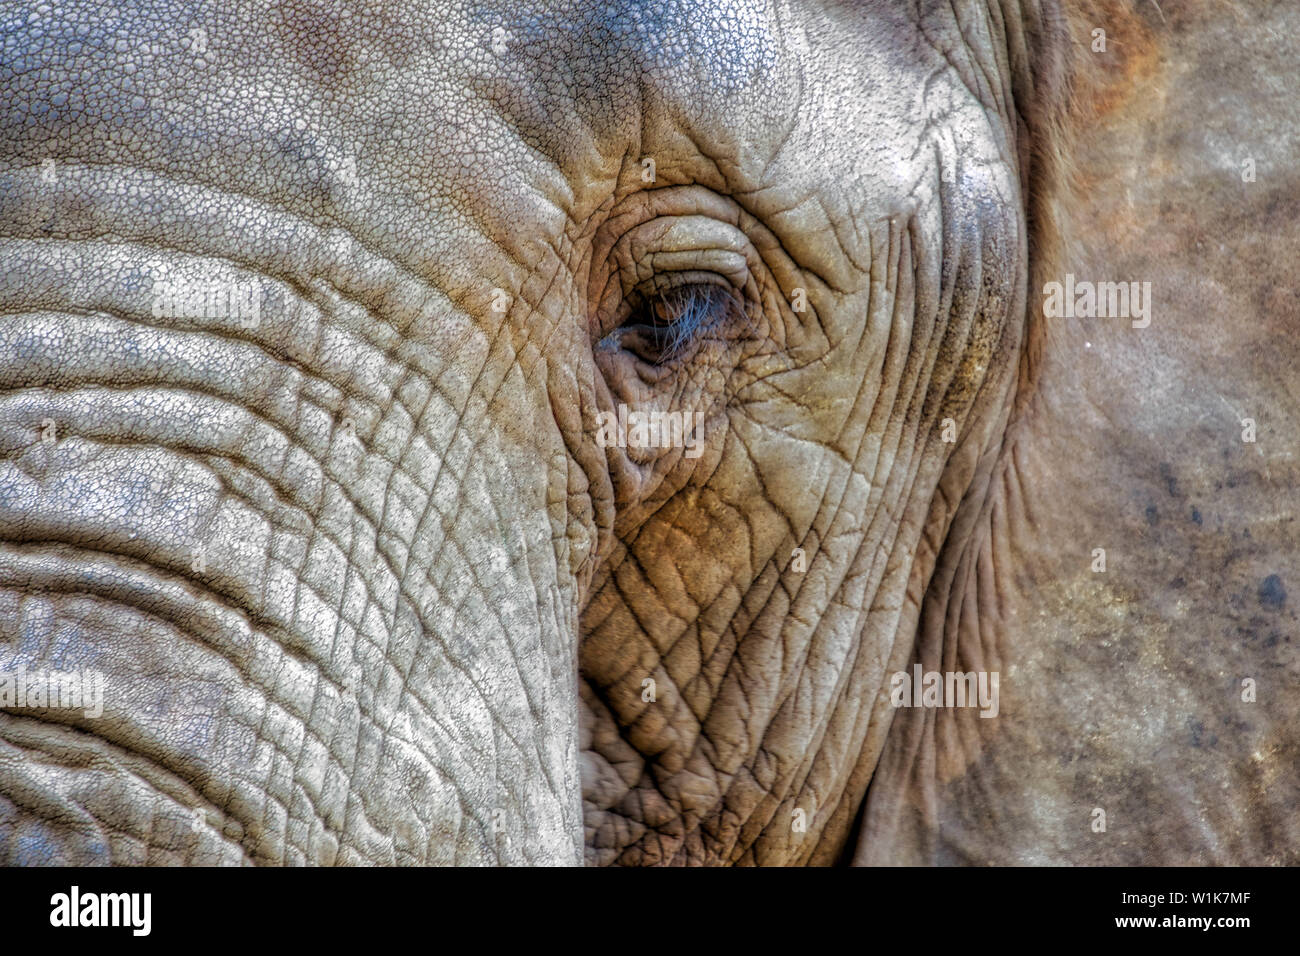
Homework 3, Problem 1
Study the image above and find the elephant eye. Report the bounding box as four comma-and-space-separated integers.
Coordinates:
612, 283, 738, 366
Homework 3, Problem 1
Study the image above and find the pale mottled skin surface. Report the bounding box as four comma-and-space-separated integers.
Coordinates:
0, 0, 1289, 867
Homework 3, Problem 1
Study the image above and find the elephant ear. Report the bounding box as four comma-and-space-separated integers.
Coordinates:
856, 0, 1300, 865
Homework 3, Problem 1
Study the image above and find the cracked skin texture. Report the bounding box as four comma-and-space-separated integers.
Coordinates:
0, 0, 1291, 866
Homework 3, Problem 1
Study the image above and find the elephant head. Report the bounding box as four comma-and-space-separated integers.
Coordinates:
0, 0, 1293, 866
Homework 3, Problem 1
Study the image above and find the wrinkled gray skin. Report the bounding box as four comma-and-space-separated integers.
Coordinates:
0, 0, 1294, 865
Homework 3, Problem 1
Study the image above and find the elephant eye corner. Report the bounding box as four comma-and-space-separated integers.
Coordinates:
605, 282, 740, 366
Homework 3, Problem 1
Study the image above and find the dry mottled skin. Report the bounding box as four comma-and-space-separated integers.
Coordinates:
0, 0, 1292, 866
860, 0, 1300, 866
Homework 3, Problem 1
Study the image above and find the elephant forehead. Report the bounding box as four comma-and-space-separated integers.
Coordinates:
262, 0, 809, 227
3, 1, 1016, 291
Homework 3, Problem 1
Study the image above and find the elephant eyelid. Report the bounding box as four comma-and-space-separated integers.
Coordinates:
616, 282, 741, 365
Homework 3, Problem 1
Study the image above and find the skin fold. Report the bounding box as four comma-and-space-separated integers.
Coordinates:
0, 0, 1292, 865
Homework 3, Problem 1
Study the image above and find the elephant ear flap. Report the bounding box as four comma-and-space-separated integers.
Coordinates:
997, 0, 1074, 410
1005, 1, 1175, 408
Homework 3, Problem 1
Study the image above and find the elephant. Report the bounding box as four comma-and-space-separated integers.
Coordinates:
0, 0, 1295, 866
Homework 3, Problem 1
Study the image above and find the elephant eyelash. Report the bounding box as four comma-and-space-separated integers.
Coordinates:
619, 282, 738, 365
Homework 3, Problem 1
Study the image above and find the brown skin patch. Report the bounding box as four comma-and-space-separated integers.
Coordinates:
858, 0, 1300, 866
1064, 0, 1162, 123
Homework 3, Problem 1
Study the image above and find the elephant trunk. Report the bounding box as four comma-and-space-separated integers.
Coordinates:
0, 165, 586, 864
